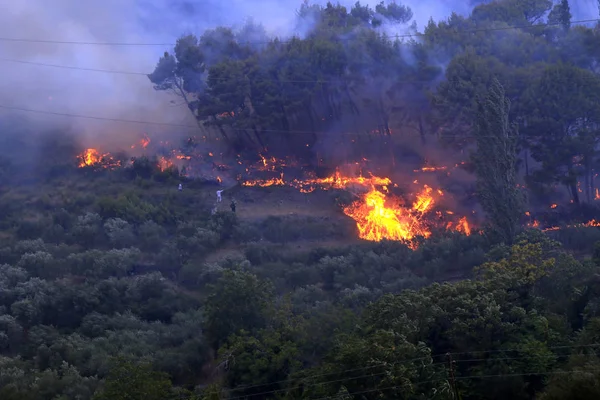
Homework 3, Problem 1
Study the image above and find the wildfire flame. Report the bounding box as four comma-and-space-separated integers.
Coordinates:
343, 187, 433, 243
456, 216, 471, 235
242, 168, 471, 245
75, 143, 473, 246
158, 156, 174, 171
341, 183, 470, 245
77, 148, 120, 169
412, 185, 434, 213
130, 135, 150, 149
242, 173, 285, 187
542, 219, 600, 232
415, 166, 447, 172
78, 148, 101, 167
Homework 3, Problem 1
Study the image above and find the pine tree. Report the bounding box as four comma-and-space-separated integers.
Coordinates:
558, 0, 571, 31
472, 78, 523, 244
548, 0, 572, 32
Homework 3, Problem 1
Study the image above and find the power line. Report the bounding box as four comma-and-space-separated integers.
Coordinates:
0, 18, 596, 47
0, 104, 197, 129
167, 344, 600, 400
0, 57, 148, 76
5, 56, 600, 88
311, 368, 600, 400
0, 103, 529, 137
0, 18, 598, 81
172, 363, 600, 400
0, 101, 595, 139
220, 352, 593, 400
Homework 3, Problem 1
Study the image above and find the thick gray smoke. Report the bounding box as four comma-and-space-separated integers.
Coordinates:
0, 0, 596, 150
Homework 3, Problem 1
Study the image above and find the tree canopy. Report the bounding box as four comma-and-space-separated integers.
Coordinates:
3, 0, 600, 399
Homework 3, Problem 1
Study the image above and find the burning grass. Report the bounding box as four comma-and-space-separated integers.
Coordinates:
343, 188, 432, 242
342, 185, 471, 245
75, 137, 475, 248
243, 169, 472, 245
77, 149, 121, 169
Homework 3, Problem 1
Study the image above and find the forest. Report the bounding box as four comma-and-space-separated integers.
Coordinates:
1, 0, 600, 399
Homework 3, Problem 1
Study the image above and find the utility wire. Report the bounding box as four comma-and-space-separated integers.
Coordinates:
0, 57, 148, 76
0, 102, 585, 139
171, 364, 600, 400
5, 56, 600, 87
311, 368, 600, 400
166, 344, 600, 400
0, 18, 597, 46
0, 71, 599, 140
206, 352, 599, 400
0, 18, 598, 79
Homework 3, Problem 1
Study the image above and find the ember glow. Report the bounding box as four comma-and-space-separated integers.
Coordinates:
542, 219, 600, 232
130, 135, 150, 149
242, 173, 285, 187
257, 154, 295, 172
415, 166, 448, 172
158, 157, 174, 172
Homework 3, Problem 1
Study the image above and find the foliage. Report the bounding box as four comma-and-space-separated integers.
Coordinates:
472, 78, 523, 244
2, 0, 600, 399
92, 357, 172, 400
204, 269, 274, 348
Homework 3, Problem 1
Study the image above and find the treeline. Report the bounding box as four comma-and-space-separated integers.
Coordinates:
149, 0, 600, 204
3, 1, 600, 399
4, 171, 600, 399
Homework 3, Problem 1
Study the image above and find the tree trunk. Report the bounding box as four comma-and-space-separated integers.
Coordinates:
217, 125, 232, 145
307, 103, 319, 144
343, 83, 360, 115
378, 95, 390, 135
242, 129, 256, 148
569, 182, 580, 204
524, 148, 529, 177
280, 105, 290, 131
251, 125, 267, 150
419, 115, 426, 145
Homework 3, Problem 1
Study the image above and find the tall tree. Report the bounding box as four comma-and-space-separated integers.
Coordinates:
204, 270, 274, 349
93, 358, 172, 400
548, 0, 572, 31
523, 64, 600, 203
472, 78, 523, 244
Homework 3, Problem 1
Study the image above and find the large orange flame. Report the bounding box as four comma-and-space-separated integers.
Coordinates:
343, 187, 433, 242
242, 169, 471, 245
77, 148, 120, 169
78, 148, 101, 167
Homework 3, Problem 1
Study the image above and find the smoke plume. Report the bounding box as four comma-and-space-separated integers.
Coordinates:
0, 0, 595, 152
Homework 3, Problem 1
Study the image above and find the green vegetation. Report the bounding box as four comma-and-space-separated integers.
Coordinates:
2, 0, 600, 399
472, 78, 522, 244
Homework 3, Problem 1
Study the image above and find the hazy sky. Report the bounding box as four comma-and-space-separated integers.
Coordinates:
0, 0, 596, 147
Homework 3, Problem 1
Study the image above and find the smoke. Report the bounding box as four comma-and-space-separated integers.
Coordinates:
0, 0, 596, 154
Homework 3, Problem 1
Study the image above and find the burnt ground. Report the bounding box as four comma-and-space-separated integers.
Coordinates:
201, 184, 361, 262
0, 173, 361, 258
